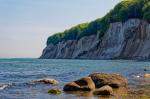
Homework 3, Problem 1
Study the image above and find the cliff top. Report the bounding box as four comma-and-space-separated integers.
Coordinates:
47, 0, 150, 45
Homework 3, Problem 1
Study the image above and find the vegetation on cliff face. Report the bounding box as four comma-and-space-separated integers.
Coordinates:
47, 0, 150, 45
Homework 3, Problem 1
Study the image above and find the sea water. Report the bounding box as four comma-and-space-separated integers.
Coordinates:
0, 58, 150, 99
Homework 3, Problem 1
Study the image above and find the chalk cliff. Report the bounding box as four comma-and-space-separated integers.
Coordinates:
40, 19, 150, 59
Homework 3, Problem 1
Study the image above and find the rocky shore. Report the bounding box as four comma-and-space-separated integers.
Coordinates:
63, 73, 128, 97
38, 72, 150, 98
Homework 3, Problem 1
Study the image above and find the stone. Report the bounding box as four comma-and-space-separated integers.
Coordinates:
144, 74, 150, 77
48, 88, 62, 95
63, 82, 80, 91
32, 78, 59, 84
63, 77, 95, 91
144, 68, 150, 71
89, 73, 128, 88
93, 85, 113, 96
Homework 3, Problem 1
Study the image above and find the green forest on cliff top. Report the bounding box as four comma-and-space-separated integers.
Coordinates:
47, 0, 150, 45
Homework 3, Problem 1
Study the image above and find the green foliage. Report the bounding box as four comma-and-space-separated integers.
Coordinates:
143, 1, 150, 22
143, 12, 150, 22
47, 0, 150, 45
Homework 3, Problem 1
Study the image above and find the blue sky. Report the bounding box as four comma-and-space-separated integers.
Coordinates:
0, 0, 120, 58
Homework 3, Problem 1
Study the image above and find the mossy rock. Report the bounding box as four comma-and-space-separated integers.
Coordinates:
48, 88, 62, 95
32, 78, 59, 85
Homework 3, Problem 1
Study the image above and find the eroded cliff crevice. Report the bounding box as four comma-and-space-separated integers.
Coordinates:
40, 19, 150, 59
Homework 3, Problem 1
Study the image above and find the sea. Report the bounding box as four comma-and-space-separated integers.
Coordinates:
0, 58, 150, 99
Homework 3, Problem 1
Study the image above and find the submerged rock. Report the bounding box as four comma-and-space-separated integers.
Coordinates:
89, 73, 128, 88
144, 68, 150, 71
144, 74, 150, 77
32, 78, 59, 84
93, 85, 113, 96
63, 77, 95, 91
48, 88, 62, 95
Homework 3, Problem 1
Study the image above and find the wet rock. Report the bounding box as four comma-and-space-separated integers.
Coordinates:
89, 73, 128, 88
63, 82, 80, 91
93, 85, 113, 96
113, 87, 128, 96
48, 88, 62, 95
63, 77, 95, 91
32, 78, 59, 84
144, 74, 150, 77
144, 68, 150, 71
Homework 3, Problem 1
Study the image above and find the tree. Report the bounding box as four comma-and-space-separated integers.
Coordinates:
47, 0, 150, 45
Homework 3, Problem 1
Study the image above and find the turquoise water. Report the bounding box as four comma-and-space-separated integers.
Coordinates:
0, 59, 150, 99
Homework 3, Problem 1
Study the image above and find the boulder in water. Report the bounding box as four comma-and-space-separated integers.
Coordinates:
93, 85, 113, 96
48, 88, 62, 95
32, 78, 59, 84
144, 74, 150, 77
89, 73, 128, 88
63, 77, 95, 91
144, 68, 150, 71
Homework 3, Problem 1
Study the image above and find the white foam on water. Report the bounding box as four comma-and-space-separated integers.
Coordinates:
136, 75, 140, 78
0, 84, 8, 90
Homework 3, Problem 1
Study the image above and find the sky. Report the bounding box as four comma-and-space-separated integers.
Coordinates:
0, 0, 121, 58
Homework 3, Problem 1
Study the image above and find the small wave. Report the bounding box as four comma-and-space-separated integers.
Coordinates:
0, 84, 8, 90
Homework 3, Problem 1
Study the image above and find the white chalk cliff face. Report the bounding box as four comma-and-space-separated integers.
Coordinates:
40, 19, 150, 59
